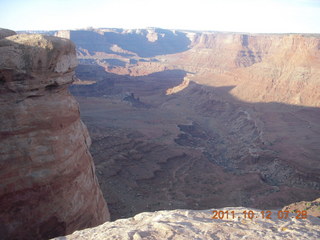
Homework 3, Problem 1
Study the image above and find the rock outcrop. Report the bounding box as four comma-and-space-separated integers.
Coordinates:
0, 29, 109, 239
55, 206, 320, 240
282, 198, 320, 218
0, 28, 16, 39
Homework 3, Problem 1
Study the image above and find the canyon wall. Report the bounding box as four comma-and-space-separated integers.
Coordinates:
0, 29, 109, 239
56, 29, 320, 107
179, 33, 320, 107
56, 28, 191, 58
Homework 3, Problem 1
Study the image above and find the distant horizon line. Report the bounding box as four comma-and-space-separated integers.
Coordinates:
9, 27, 320, 36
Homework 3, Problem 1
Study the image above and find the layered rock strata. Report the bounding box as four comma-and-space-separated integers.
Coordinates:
0, 29, 109, 239
57, 28, 320, 106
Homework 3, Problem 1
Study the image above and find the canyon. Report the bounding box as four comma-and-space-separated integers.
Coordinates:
55, 28, 320, 220
1, 27, 319, 239
0, 29, 109, 239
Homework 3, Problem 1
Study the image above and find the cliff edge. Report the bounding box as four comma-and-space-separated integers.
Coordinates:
55, 205, 320, 240
0, 29, 109, 239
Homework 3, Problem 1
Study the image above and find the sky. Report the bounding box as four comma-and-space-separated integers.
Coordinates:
1, 0, 320, 33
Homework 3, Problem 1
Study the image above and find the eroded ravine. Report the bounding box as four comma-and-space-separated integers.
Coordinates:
73, 72, 320, 220
63, 29, 320, 220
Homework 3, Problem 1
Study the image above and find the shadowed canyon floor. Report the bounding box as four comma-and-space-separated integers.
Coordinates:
59, 28, 320, 221
70, 69, 320, 220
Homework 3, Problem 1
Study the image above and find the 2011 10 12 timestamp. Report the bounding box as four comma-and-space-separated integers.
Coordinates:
211, 210, 308, 220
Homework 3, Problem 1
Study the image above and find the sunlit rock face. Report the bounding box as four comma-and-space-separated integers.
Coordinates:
57, 29, 320, 106
55, 206, 320, 240
0, 29, 109, 240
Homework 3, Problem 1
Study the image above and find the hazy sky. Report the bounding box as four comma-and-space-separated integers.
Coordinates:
1, 0, 320, 33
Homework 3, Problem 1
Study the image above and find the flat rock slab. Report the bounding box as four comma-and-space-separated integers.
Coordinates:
55, 207, 320, 240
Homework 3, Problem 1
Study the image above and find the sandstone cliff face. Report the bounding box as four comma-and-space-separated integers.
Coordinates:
230, 35, 320, 106
0, 30, 109, 239
166, 32, 320, 107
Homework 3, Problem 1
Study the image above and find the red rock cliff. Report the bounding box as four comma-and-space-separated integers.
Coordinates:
0, 29, 109, 239
57, 29, 320, 106
168, 32, 320, 106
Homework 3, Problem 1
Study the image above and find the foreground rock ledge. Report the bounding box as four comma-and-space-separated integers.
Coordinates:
55, 207, 320, 240
0, 29, 109, 239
